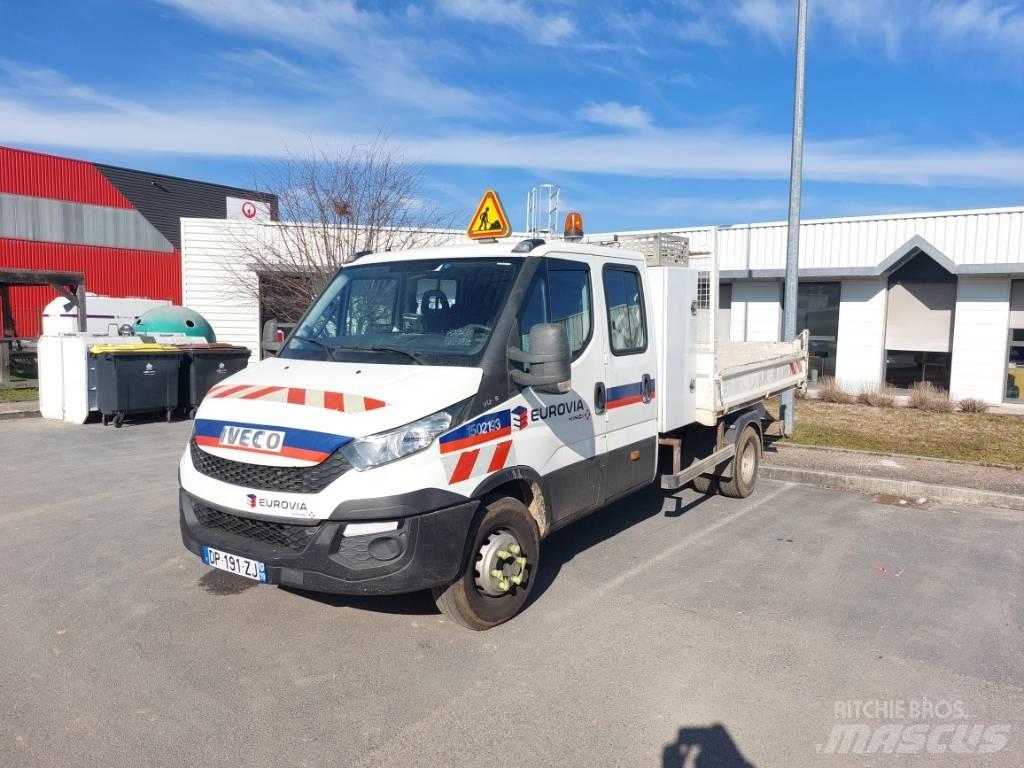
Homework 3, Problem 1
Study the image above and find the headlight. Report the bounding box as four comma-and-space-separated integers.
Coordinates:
341, 411, 453, 471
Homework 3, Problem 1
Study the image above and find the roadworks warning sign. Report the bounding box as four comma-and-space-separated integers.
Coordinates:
467, 189, 511, 240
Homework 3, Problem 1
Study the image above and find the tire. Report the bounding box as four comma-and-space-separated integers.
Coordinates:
113, 412, 125, 429
720, 425, 760, 499
432, 495, 540, 631
691, 474, 718, 494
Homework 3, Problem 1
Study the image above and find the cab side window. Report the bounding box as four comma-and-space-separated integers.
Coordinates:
516, 259, 592, 360
603, 266, 647, 354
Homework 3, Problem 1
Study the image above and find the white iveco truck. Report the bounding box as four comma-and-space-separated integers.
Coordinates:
179, 230, 807, 629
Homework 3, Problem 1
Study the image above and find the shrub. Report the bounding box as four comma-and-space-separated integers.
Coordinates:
856, 384, 897, 408
817, 376, 854, 404
908, 381, 955, 413
958, 397, 990, 414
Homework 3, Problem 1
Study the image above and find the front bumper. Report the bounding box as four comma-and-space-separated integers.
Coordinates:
179, 490, 479, 595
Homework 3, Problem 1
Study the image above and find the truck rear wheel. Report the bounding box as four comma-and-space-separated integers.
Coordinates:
691, 475, 717, 494
431, 495, 540, 631
719, 425, 760, 499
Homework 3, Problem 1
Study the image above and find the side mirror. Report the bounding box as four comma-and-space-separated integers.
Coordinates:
509, 323, 572, 395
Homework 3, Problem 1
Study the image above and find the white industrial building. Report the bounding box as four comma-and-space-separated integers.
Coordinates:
180, 205, 1024, 405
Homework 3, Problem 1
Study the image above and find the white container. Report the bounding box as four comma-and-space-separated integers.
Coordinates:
41, 295, 170, 337
38, 332, 192, 423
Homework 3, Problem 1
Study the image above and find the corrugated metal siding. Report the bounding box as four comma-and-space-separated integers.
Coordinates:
597, 206, 1024, 272
96, 165, 277, 251
834, 279, 887, 390
0, 146, 132, 208
949, 278, 1012, 403
0, 193, 173, 251
181, 218, 263, 357
0, 238, 181, 337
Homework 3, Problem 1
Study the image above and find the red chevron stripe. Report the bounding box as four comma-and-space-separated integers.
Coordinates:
212, 384, 252, 399
449, 449, 479, 484
364, 397, 386, 410
487, 440, 512, 473
323, 391, 345, 411
241, 386, 284, 400
287, 388, 306, 405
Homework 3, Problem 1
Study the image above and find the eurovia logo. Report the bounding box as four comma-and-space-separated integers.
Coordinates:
143, 362, 155, 376
217, 362, 226, 372
244, 492, 309, 513
511, 405, 529, 431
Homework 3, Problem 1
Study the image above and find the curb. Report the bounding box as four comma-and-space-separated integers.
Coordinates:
765, 441, 1021, 471
0, 408, 41, 421
761, 465, 1024, 512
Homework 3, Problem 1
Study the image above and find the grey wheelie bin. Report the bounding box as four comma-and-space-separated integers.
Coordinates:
178, 344, 251, 418
91, 344, 184, 427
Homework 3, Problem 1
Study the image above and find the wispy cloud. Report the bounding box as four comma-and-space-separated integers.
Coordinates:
0, 59, 148, 114
220, 48, 309, 79
436, 0, 574, 45
156, 0, 477, 116
3, 86, 1024, 188
729, 0, 1024, 56
576, 101, 653, 131
731, 0, 790, 47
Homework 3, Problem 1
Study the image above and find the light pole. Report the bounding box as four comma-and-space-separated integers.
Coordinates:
781, 0, 808, 437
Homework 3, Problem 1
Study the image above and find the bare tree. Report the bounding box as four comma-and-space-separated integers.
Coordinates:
232, 138, 454, 323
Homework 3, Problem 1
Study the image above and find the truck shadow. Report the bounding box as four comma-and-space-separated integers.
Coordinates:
662, 724, 757, 767
284, 485, 713, 619
524, 485, 714, 610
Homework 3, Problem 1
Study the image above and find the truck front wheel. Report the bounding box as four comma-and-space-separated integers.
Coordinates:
719, 425, 760, 499
432, 495, 540, 630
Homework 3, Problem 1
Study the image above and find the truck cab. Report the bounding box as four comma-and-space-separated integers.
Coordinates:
179, 236, 806, 629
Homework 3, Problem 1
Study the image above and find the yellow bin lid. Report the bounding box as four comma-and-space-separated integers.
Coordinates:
90, 343, 181, 353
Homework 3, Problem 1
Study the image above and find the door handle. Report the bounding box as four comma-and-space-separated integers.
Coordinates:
594, 382, 606, 415
641, 373, 653, 403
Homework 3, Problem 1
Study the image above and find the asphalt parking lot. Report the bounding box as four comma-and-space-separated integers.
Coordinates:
1, 418, 1021, 768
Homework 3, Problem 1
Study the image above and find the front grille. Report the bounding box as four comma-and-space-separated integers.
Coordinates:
193, 504, 318, 552
190, 439, 350, 493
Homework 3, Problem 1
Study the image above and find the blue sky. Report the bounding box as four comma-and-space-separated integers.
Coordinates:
2, 0, 1023, 231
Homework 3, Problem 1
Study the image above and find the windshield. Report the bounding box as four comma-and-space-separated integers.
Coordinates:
281, 257, 524, 366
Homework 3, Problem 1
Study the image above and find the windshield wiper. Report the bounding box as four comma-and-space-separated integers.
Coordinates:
292, 335, 339, 361
333, 344, 425, 365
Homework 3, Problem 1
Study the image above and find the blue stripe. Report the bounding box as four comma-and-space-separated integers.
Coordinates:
440, 410, 511, 447
194, 418, 351, 454
607, 382, 643, 401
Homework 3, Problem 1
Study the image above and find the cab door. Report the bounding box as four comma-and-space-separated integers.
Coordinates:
600, 260, 659, 500
514, 255, 607, 522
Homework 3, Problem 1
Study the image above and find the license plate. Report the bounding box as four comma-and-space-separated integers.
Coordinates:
201, 546, 267, 582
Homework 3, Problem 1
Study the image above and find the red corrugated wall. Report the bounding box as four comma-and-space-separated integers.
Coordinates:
0, 146, 133, 208
0, 239, 182, 337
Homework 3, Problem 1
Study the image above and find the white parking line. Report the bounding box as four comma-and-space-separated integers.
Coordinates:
546, 482, 793, 622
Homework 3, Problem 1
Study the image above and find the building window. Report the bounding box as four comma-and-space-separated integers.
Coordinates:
883, 252, 956, 390
796, 282, 840, 381
884, 350, 952, 389
1007, 281, 1024, 402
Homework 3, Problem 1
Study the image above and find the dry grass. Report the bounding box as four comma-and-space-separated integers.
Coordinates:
766, 398, 1024, 467
958, 397, 991, 414
816, 376, 855, 404
0, 387, 39, 403
855, 384, 897, 408
908, 381, 955, 412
